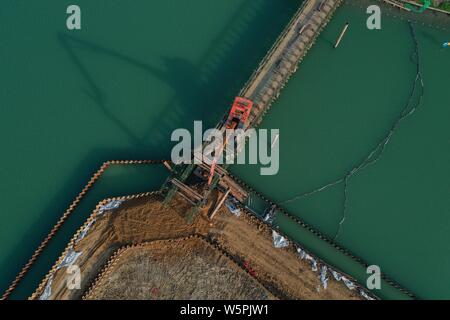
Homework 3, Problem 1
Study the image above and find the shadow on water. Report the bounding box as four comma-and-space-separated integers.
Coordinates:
57, 33, 204, 149
1, 0, 299, 298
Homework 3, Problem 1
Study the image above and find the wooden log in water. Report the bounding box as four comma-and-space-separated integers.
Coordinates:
334, 22, 349, 48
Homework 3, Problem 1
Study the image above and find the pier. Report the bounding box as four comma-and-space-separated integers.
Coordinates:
3, 0, 437, 301
164, 0, 343, 209
240, 0, 343, 127
160, 0, 418, 299
1, 0, 423, 301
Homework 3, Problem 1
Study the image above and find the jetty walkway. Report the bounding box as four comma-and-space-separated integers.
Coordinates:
2, 0, 350, 300
239, 0, 342, 128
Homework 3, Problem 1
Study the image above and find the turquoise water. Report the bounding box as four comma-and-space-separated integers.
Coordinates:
2, 0, 449, 300
0, 0, 299, 298
7, 164, 168, 299
232, 2, 450, 299
244, 191, 411, 299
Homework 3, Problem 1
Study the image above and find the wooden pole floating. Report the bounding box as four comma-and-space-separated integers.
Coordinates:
334, 22, 349, 48
163, 160, 172, 171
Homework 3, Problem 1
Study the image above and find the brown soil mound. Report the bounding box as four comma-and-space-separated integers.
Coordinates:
32, 193, 361, 300
211, 212, 359, 300
84, 237, 274, 300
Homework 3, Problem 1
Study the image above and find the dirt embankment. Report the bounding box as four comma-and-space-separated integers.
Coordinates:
211, 213, 359, 300
32, 193, 360, 300
84, 237, 275, 300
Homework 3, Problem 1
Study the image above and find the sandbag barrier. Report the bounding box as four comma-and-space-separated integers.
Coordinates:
229, 194, 379, 300
249, 211, 368, 294
226, 172, 417, 299
2, 160, 166, 300
3, 0, 431, 300
31, 185, 368, 301
238, 0, 312, 97
30, 190, 165, 300
239, 0, 342, 98
233, 0, 420, 300
81, 245, 128, 299
81, 234, 284, 300
242, 0, 344, 129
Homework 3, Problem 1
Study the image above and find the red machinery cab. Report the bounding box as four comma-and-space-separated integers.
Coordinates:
225, 97, 253, 130
206, 97, 253, 185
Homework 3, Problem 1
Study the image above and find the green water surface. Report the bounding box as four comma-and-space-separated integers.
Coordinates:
2, 0, 449, 300
0, 0, 299, 298
232, 2, 450, 299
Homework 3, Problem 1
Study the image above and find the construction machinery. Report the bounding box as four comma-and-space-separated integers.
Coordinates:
162, 97, 253, 222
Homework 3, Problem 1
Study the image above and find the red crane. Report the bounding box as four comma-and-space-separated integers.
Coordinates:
207, 97, 254, 185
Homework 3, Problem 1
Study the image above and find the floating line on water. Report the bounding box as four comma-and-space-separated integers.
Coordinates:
280, 22, 424, 241
228, 171, 417, 298
335, 176, 350, 240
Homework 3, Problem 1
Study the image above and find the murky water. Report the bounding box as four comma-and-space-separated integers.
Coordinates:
232, 2, 450, 299
0, 0, 299, 298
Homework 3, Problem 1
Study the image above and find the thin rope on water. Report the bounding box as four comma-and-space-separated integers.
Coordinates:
280, 22, 425, 241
